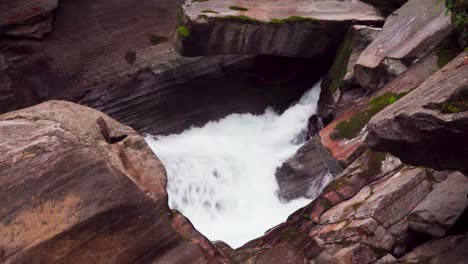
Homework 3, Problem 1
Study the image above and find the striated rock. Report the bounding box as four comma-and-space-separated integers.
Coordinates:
314, 243, 377, 264
366, 52, 468, 172
0, 101, 225, 263
175, 0, 384, 58
318, 51, 441, 167
275, 136, 342, 201
318, 25, 381, 120
408, 172, 468, 237
399, 235, 468, 264
0, 0, 58, 39
0, 0, 327, 135
355, 0, 452, 90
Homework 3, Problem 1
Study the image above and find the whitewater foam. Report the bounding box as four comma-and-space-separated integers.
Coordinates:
146, 81, 327, 248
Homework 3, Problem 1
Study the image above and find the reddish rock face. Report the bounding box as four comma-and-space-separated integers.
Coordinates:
318, 52, 441, 168
0, 101, 226, 264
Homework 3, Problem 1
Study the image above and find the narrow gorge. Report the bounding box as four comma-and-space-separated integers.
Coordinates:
0, 0, 467, 263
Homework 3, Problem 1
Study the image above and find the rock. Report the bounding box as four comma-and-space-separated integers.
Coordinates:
0, 0, 58, 39
0, 101, 225, 263
318, 51, 441, 167
360, 0, 408, 16
366, 52, 468, 172
174, 0, 384, 58
318, 25, 381, 120
355, 0, 452, 90
314, 243, 377, 264
355, 167, 432, 228
374, 254, 396, 264
1, 0, 327, 135
399, 235, 468, 264
275, 136, 342, 201
408, 172, 468, 237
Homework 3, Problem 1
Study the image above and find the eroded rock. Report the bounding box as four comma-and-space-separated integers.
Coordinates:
0, 101, 225, 263
175, 0, 383, 58
366, 52, 468, 171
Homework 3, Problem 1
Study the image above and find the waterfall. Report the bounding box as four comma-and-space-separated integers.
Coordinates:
146, 81, 324, 248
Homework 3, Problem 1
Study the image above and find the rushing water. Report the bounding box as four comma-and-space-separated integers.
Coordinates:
146, 81, 327, 248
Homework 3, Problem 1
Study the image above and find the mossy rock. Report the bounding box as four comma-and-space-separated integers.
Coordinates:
331, 92, 408, 140
229, 6, 249, 11
434, 33, 461, 68
177, 26, 190, 38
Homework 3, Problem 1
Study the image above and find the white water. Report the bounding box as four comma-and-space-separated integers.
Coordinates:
146, 81, 324, 248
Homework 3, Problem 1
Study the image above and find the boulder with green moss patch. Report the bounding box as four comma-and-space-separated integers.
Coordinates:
367, 52, 468, 171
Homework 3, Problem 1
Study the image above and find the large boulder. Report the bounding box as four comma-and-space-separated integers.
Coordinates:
0, 0, 58, 39
366, 52, 468, 172
355, 0, 452, 90
174, 0, 383, 58
0, 101, 225, 263
0, 0, 329, 135
408, 171, 468, 237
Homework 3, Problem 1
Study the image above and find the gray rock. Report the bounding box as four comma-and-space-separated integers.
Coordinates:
275, 136, 342, 201
408, 171, 468, 237
366, 52, 468, 172
355, 0, 452, 90
175, 0, 383, 58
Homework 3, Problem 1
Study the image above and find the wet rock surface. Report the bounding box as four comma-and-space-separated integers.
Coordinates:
175, 0, 383, 58
0, 101, 226, 264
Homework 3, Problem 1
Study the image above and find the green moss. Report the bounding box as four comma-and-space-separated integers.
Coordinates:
364, 151, 387, 178
320, 198, 334, 210
148, 34, 168, 46
323, 178, 347, 193
440, 89, 468, 113
331, 92, 407, 140
124, 50, 136, 65
446, 0, 468, 48
177, 25, 190, 38
327, 30, 355, 94
434, 34, 461, 68
229, 6, 249, 11
281, 226, 301, 240
270, 16, 321, 25
301, 214, 312, 221
201, 9, 218, 14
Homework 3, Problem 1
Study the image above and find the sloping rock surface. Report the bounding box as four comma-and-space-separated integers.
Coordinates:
366, 52, 468, 172
408, 171, 468, 237
175, 0, 383, 58
355, 0, 452, 90
0, 101, 225, 264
